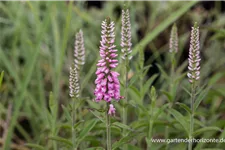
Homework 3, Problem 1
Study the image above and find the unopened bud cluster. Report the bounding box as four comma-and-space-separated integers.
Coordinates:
187, 23, 201, 83
121, 9, 132, 60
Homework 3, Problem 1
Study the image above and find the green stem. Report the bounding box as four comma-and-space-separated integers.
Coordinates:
170, 53, 176, 100
148, 103, 154, 149
72, 97, 77, 150
189, 83, 196, 150
166, 53, 176, 150
123, 58, 128, 149
123, 58, 128, 130
106, 104, 111, 150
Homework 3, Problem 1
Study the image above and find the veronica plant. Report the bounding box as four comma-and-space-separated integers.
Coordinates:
169, 24, 178, 99
69, 66, 79, 149
121, 8, 132, 142
166, 23, 179, 150
187, 22, 200, 150
69, 29, 85, 149
94, 18, 123, 150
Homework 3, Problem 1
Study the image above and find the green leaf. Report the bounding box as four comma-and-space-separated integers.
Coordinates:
175, 72, 187, 84
0, 71, 4, 88
161, 90, 172, 102
129, 86, 141, 104
143, 64, 152, 77
113, 122, 133, 131
77, 119, 98, 145
194, 88, 209, 111
128, 72, 140, 87
89, 109, 105, 123
59, 124, 71, 130
182, 86, 191, 96
193, 127, 221, 137
61, 104, 71, 122
137, 104, 148, 114
74, 120, 85, 129
112, 134, 135, 150
156, 64, 169, 80
153, 103, 170, 120
49, 136, 73, 147
175, 102, 191, 115
168, 108, 189, 135
143, 74, 158, 95
25, 143, 45, 150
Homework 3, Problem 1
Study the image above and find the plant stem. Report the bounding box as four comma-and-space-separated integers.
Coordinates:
123, 57, 128, 140
148, 103, 154, 149
106, 104, 111, 150
189, 83, 196, 150
72, 97, 77, 150
166, 53, 176, 150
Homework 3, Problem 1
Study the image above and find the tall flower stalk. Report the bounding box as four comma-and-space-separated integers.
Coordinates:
166, 23, 178, 150
69, 29, 85, 149
187, 22, 200, 150
169, 23, 178, 81
69, 66, 79, 149
94, 18, 123, 150
168, 23, 178, 103
121, 8, 132, 142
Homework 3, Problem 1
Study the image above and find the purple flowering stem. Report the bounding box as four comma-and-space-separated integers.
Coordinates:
106, 104, 111, 150
189, 83, 196, 150
72, 97, 77, 150
188, 22, 200, 150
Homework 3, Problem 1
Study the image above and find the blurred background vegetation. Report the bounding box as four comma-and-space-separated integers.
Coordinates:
0, 1, 225, 150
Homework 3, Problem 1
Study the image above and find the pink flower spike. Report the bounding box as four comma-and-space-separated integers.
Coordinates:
108, 104, 116, 115
94, 18, 123, 103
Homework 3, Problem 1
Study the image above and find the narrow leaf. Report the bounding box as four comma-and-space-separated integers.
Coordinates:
156, 64, 169, 79
143, 74, 158, 95
153, 103, 170, 120
112, 134, 135, 150
49, 136, 73, 147
25, 143, 45, 150
175, 72, 187, 84
61, 104, 71, 122
113, 122, 133, 131
77, 119, 98, 144
176, 102, 191, 115
161, 90, 172, 102
194, 88, 209, 111
182, 86, 191, 96
193, 127, 221, 137
74, 120, 85, 129
89, 109, 105, 123
168, 108, 189, 135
